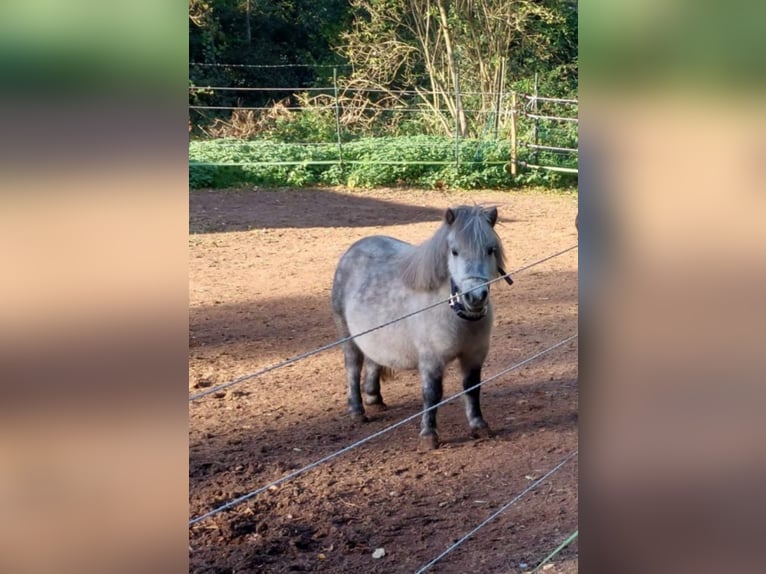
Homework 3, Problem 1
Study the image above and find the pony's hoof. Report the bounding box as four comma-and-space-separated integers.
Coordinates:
418, 433, 440, 451
363, 394, 387, 408
470, 424, 494, 440
365, 401, 388, 414
350, 412, 369, 424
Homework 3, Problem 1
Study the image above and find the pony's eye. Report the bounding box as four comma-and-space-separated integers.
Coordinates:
451, 249, 459, 256
487, 247, 496, 256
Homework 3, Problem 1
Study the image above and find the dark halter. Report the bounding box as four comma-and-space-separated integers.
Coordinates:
449, 267, 513, 321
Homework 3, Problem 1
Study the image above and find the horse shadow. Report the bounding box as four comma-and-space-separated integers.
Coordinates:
190, 188, 444, 233
190, 187, 520, 233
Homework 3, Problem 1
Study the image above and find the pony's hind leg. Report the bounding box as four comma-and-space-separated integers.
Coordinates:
460, 363, 492, 439
333, 310, 367, 423
342, 340, 367, 422
362, 359, 387, 412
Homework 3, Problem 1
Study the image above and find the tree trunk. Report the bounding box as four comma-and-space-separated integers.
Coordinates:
245, 0, 252, 47
436, 0, 467, 137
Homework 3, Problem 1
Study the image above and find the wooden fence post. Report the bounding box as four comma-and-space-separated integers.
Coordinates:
333, 68, 343, 167
454, 64, 460, 169
532, 72, 539, 165
493, 58, 506, 140
509, 91, 518, 177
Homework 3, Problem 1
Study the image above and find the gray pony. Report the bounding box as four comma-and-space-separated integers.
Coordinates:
331, 205, 511, 449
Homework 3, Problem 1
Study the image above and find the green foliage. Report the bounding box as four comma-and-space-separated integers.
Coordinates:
511, 64, 578, 101
189, 0, 577, 136
188, 1, 578, 189
188, 159, 216, 189
189, 0, 352, 88
264, 107, 339, 143
189, 136, 576, 190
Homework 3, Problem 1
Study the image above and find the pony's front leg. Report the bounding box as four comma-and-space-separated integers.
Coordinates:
419, 361, 444, 450
461, 364, 492, 439
343, 341, 367, 422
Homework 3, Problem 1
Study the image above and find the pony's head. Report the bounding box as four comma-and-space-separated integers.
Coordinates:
444, 205, 507, 320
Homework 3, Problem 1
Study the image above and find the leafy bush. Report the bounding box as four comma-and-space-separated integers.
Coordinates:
266, 107, 339, 143
188, 160, 216, 188
189, 135, 577, 190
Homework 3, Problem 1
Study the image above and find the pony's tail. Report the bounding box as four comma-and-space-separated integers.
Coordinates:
380, 367, 396, 382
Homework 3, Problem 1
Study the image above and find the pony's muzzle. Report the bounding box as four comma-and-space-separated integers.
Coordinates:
460, 278, 490, 311
449, 278, 490, 320
464, 286, 489, 308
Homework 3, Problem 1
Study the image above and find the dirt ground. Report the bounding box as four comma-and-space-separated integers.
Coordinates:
189, 187, 579, 574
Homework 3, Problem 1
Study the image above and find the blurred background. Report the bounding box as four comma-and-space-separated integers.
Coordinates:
580, 1, 766, 572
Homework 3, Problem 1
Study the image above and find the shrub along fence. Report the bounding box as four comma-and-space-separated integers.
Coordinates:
189, 65, 577, 189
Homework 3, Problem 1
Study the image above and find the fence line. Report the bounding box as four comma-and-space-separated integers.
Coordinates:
521, 143, 578, 154
190, 105, 509, 114
518, 162, 579, 174
191, 62, 351, 69
189, 244, 577, 401
190, 84, 511, 98
191, 86, 335, 93
511, 79, 578, 176
190, 105, 309, 111
191, 160, 342, 167
189, 76, 578, 177
191, 140, 331, 146
523, 112, 579, 124
522, 94, 578, 105
191, 160, 509, 167
189, 333, 578, 526
190, 138, 508, 148
413, 450, 578, 574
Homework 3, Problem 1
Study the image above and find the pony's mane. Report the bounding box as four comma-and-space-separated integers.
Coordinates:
399, 205, 506, 290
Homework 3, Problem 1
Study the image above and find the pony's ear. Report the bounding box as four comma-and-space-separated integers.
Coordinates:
445, 208, 456, 225
485, 207, 498, 227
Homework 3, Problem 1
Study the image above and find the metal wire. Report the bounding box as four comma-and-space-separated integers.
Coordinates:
189, 105, 315, 111
521, 143, 579, 154
189, 104, 505, 114
522, 94, 578, 105
189, 84, 513, 99
190, 62, 351, 69
414, 450, 578, 574
523, 112, 579, 123
530, 529, 579, 573
189, 333, 578, 526
190, 141, 332, 147
518, 161, 579, 174
190, 161, 341, 167
189, 86, 335, 92
189, 160, 510, 168
189, 244, 577, 401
